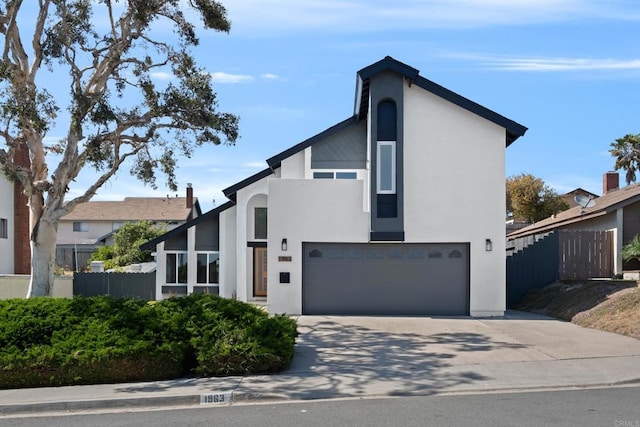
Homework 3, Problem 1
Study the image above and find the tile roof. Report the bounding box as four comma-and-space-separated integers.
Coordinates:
61, 197, 197, 222
507, 184, 640, 239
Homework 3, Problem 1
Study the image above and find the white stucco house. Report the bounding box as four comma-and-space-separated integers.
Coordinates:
142, 56, 527, 316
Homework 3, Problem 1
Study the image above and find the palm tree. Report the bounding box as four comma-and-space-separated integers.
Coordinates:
610, 134, 640, 185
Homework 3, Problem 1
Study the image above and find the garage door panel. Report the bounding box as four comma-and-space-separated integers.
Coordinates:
303, 243, 469, 315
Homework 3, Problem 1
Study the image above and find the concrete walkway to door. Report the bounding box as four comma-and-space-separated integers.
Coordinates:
1, 311, 640, 415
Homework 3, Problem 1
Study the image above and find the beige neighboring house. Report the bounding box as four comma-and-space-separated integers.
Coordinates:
56, 185, 201, 270
507, 172, 640, 275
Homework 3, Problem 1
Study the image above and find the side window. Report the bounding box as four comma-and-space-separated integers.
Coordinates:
73, 222, 89, 232
254, 207, 267, 240
0, 218, 7, 239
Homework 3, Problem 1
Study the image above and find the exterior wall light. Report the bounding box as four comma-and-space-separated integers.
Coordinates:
485, 238, 492, 252
281, 238, 288, 251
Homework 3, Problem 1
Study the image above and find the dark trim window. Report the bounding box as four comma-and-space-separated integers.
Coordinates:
254, 207, 267, 240
166, 252, 188, 284
73, 221, 89, 232
312, 171, 358, 180
0, 218, 7, 239
197, 253, 219, 284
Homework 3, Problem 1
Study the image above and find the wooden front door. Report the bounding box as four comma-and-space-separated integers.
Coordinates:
253, 247, 268, 297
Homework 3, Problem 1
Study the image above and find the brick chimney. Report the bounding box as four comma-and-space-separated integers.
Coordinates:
186, 183, 193, 220
603, 171, 619, 195
13, 143, 31, 274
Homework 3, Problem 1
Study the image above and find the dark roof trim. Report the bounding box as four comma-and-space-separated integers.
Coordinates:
266, 116, 358, 169
222, 168, 273, 201
140, 200, 235, 251
355, 56, 527, 146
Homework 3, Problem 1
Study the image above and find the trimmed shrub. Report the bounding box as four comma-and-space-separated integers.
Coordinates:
0, 294, 297, 389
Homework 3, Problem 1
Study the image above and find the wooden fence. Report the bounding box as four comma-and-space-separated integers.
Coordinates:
507, 230, 613, 306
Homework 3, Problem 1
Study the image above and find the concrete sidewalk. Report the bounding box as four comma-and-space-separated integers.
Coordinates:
1, 311, 640, 415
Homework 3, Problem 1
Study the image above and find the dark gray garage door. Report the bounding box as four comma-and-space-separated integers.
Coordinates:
302, 243, 469, 316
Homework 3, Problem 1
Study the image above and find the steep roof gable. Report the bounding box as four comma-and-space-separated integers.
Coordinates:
355, 56, 527, 146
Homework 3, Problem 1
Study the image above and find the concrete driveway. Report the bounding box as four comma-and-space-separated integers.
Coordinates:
240, 310, 640, 399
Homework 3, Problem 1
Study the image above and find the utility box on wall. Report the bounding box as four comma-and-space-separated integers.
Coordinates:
279, 272, 290, 284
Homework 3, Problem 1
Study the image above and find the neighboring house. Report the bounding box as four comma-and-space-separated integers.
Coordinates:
142, 56, 527, 316
0, 144, 31, 275
56, 185, 201, 270
507, 172, 640, 275
561, 187, 599, 209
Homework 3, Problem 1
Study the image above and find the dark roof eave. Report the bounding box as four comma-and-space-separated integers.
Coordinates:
222, 168, 273, 199
140, 200, 235, 251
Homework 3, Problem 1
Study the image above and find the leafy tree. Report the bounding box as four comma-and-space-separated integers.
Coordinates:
610, 133, 640, 185
506, 173, 569, 223
0, 1, 238, 296
88, 220, 165, 269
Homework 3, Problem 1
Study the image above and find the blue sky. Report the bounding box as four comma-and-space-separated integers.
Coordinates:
59, 1, 640, 211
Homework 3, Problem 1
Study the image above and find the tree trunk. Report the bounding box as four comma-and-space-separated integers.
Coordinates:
27, 217, 58, 298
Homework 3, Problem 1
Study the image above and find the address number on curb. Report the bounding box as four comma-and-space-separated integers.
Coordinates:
200, 393, 232, 405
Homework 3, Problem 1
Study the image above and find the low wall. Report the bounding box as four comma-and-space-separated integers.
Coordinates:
0, 275, 74, 299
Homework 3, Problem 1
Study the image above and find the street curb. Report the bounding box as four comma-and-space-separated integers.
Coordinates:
3, 378, 640, 416
0, 395, 201, 416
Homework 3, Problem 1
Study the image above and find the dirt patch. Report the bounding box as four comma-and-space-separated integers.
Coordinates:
516, 280, 640, 340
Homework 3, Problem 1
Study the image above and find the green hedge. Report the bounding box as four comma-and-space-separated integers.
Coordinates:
0, 294, 297, 389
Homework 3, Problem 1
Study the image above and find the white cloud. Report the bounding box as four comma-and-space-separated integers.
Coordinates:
210, 72, 254, 84
261, 73, 281, 80
150, 71, 173, 80
242, 161, 267, 169
458, 55, 640, 72
225, 0, 640, 35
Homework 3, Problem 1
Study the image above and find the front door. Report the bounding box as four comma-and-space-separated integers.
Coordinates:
253, 247, 268, 297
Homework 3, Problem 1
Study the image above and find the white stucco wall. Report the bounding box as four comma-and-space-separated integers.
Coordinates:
0, 174, 14, 274
219, 206, 237, 298
267, 179, 369, 314
404, 84, 508, 316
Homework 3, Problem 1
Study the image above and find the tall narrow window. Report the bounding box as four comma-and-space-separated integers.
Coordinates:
254, 207, 267, 240
376, 100, 397, 195
377, 141, 396, 193
376, 100, 398, 218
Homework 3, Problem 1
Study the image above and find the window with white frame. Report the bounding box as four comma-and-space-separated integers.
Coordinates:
166, 252, 188, 284
197, 253, 219, 284
376, 141, 396, 194
0, 218, 7, 239
73, 221, 89, 232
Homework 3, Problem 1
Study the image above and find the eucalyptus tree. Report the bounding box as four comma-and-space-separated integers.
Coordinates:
0, 0, 238, 296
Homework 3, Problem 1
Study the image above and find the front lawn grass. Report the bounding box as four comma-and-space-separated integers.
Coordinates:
0, 294, 297, 389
